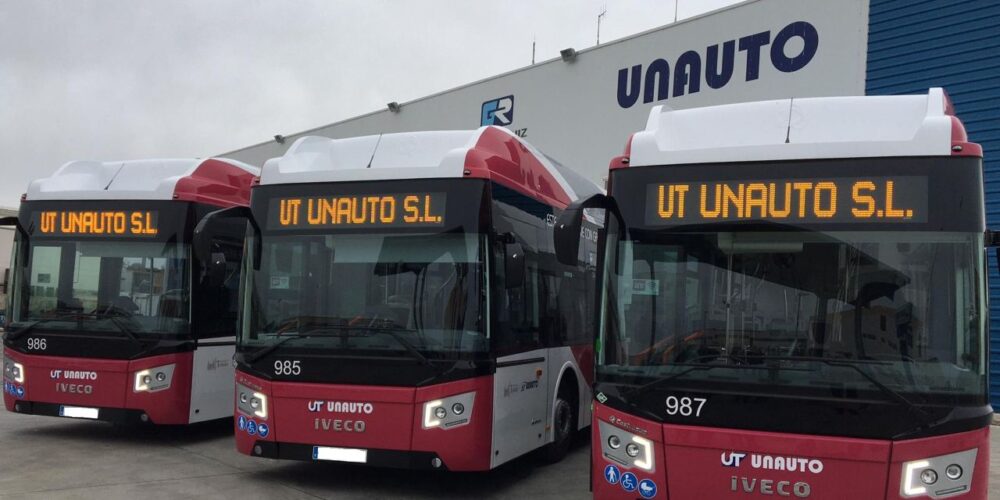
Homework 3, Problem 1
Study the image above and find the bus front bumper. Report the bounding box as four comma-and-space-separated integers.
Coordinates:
591, 402, 990, 500
245, 440, 448, 470
3, 350, 194, 425
7, 399, 150, 424
234, 371, 495, 471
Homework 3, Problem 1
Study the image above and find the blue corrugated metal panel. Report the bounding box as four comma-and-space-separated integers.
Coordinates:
867, 0, 1000, 407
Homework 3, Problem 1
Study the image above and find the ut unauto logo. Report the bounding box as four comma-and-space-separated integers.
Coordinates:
481, 95, 514, 126
721, 451, 747, 467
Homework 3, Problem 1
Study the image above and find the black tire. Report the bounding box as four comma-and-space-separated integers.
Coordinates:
543, 395, 576, 463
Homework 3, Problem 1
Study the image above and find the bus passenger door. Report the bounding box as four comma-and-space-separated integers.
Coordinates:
492, 349, 548, 467
491, 249, 549, 467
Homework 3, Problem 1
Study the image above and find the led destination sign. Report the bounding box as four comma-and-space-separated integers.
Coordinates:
645, 177, 928, 225
33, 210, 159, 237
269, 193, 446, 230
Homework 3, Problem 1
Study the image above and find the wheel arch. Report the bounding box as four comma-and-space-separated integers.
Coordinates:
551, 360, 589, 434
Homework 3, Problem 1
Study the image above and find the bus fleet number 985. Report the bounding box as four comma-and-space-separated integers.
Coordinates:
274, 360, 301, 376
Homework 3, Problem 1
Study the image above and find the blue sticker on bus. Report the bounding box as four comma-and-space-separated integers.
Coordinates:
257, 423, 269, 438
237, 414, 247, 430
247, 420, 258, 436
15, 386, 24, 398
639, 479, 657, 498
604, 464, 621, 485
621, 472, 638, 492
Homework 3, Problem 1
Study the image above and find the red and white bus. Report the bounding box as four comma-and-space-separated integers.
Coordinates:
197, 126, 601, 470
2, 158, 258, 425
556, 89, 992, 499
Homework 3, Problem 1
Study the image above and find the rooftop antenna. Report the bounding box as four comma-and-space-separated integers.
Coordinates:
596, 5, 607, 45
674, 0, 679, 23
532, 35, 536, 64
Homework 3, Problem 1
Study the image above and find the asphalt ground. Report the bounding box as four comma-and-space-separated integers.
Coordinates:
0, 408, 591, 499
0, 405, 997, 499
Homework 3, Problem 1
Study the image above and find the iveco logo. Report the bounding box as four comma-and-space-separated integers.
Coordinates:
314, 418, 366, 432
481, 95, 514, 126
55, 383, 93, 394
731, 477, 811, 498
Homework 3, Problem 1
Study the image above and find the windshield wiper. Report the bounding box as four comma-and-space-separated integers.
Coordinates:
742, 354, 939, 429
242, 332, 334, 364
618, 355, 936, 429
620, 365, 716, 401
347, 324, 434, 368
5, 320, 46, 341
243, 323, 438, 373
92, 313, 144, 348
5, 313, 95, 341
7, 312, 145, 347
813, 358, 937, 433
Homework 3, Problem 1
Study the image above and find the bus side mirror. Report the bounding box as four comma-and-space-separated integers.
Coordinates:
194, 206, 260, 269
504, 242, 525, 289
555, 194, 617, 266
554, 210, 584, 266
0, 216, 25, 237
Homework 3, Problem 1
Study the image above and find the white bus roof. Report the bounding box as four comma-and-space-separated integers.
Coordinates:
26, 158, 259, 205
260, 126, 601, 206
628, 88, 973, 166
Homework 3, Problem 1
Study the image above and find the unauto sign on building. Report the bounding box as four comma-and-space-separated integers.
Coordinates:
616, 21, 820, 108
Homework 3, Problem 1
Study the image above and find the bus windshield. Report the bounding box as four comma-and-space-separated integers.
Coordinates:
599, 229, 987, 405
13, 239, 191, 336
240, 231, 487, 355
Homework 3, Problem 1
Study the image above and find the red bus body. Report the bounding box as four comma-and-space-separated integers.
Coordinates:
583, 90, 990, 499
3, 158, 258, 425
222, 127, 601, 470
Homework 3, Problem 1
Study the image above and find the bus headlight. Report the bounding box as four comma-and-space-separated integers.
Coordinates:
945, 464, 963, 480
598, 419, 656, 472
630, 436, 654, 470
608, 435, 621, 449
133, 364, 175, 393
4, 358, 25, 384
422, 391, 475, 430
900, 448, 977, 498
236, 383, 268, 419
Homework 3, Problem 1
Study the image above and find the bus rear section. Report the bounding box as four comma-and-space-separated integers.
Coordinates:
559, 89, 991, 499
201, 126, 602, 470
3, 158, 259, 425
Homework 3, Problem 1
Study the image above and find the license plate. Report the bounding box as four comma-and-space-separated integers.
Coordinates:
312, 446, 367, 463
59, 406, 99, 419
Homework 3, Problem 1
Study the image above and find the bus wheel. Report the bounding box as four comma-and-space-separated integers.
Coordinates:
544, 395, 575, 462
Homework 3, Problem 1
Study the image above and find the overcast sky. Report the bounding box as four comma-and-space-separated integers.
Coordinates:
0, 0, 739, 207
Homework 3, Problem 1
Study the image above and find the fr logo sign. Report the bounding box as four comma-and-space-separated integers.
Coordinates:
481, 95, 514, 126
